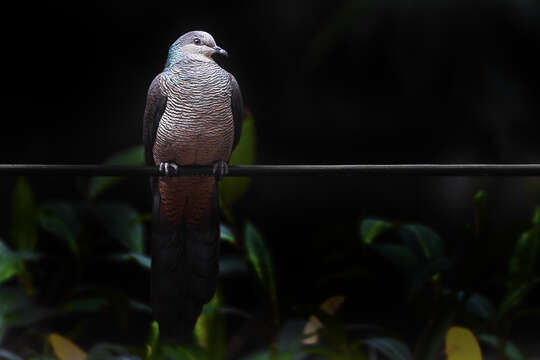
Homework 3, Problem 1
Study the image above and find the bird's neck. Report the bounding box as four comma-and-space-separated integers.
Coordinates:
165, 51, 214, 70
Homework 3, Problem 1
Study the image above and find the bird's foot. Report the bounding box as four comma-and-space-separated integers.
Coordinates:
212, 160, 228, 181
159, 161, 179, 177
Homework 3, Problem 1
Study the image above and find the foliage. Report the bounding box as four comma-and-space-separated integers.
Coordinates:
1, 135, 538, 360
219, 112, 256, 223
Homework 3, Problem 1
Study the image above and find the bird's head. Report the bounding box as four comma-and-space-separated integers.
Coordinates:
165, 31, 228, 67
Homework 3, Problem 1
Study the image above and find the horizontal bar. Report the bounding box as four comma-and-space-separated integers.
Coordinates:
1, 164, 540, 176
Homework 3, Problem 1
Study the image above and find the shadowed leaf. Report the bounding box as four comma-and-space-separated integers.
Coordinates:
92, 203, 144, 253
400, 224, 444, 259
465, 293, 496, 319
509, 207, 540, 283
371, 243, 419, 274
59, 298, 108, 315
128, 299, 152, 314
110, 253, 151, 269
0, 288, 29, 342
359, 218, 393, 245
219, 255, 247, 277
0, 350, 23, 360
38, 202, 80, 255
499, 277, 540, 318
161, 345, 206, 360
10, 177, 38, 251
0, 240, 38, 284
416, 311, 454, 360
244, 223, 277, 303
88, 145, 144, 199
363, 337, 413, 360
194, 293, 225, 359
88, 343, 133, 359
220, 224, 236, 245
409, 257, 452, 295
219, 113, 256, 219
477, 334, 525, 360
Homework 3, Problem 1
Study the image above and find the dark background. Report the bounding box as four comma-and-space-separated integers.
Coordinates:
1, 0, 540, 346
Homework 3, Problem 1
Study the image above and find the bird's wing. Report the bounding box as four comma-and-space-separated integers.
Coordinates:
230, 74, 244, 152
143, 74, 167, 166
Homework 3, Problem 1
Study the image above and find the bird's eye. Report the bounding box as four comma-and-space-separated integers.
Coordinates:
194, 38, 201, 45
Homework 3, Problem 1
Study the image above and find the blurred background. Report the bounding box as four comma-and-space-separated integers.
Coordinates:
1, 0, 539, 359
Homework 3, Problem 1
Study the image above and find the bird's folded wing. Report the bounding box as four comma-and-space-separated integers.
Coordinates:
230, 73, 244, 152
143, 74, 168, 166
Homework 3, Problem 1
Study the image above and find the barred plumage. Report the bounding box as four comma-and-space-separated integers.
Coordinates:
142, 30, 243, 342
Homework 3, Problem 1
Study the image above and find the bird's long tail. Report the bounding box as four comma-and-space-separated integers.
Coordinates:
150, 177, 220, 342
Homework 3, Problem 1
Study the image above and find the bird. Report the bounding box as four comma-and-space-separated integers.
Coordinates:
142, 30, 243, 341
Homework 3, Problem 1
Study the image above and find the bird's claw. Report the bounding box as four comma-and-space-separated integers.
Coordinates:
212, 160, 228, 181
159, 162, 179, 177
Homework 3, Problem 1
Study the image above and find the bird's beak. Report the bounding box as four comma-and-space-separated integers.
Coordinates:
213, 46, 228, 57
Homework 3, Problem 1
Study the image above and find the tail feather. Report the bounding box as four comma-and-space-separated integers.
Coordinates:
150, 178, 220, 341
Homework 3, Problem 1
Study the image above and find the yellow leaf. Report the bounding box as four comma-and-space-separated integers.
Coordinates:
445, 326, 482, 360
301, 296, 346, 345
302, 315, 323, 344
320, 296, 346, 315
48, 333, 87, 360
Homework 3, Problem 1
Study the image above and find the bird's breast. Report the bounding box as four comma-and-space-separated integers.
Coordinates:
153, 62, 234, 166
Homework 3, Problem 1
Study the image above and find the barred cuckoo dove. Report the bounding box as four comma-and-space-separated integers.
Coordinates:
142, 30, 243, 341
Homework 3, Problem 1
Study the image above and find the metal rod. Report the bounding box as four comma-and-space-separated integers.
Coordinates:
1, 164, 540, 176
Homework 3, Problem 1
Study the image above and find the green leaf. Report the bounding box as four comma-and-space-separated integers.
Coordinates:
0, 288, 53, 342
0, 240, 39, 284
87, 343, 132, 360
128, 299, 152, 314
477, 334, 525, 360
359, 218, 393, 245
219, 255, 247, 276
0, 240, 22, 284
371, 244, 419, 274
0, 288, 31, 316
194, 293, 226, 360
244, 223, 277, 303
240, 350, 297, 360
145, 321, 159, 360
10, 177, 38, 251
110, 253, 151, 269
499, 277, 540, 318
473, 190, 487, 208
276, 320, 306, 354
92, 203, 144, 253
415, 311, 454, 360
465, 293, 496, 319
317, 267, 375, 287
509, 207, 540, 281
219, 113, 256, 218
59, 298, 108, 315
363, 337, 413, 360
400, 224, 444, 259
408, 257, 452, 295
88, 145, 144, 199
0, 349, 23, 360
220, 224, 236, 245
162, 345, 206, 360
38, 202, 80, 255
